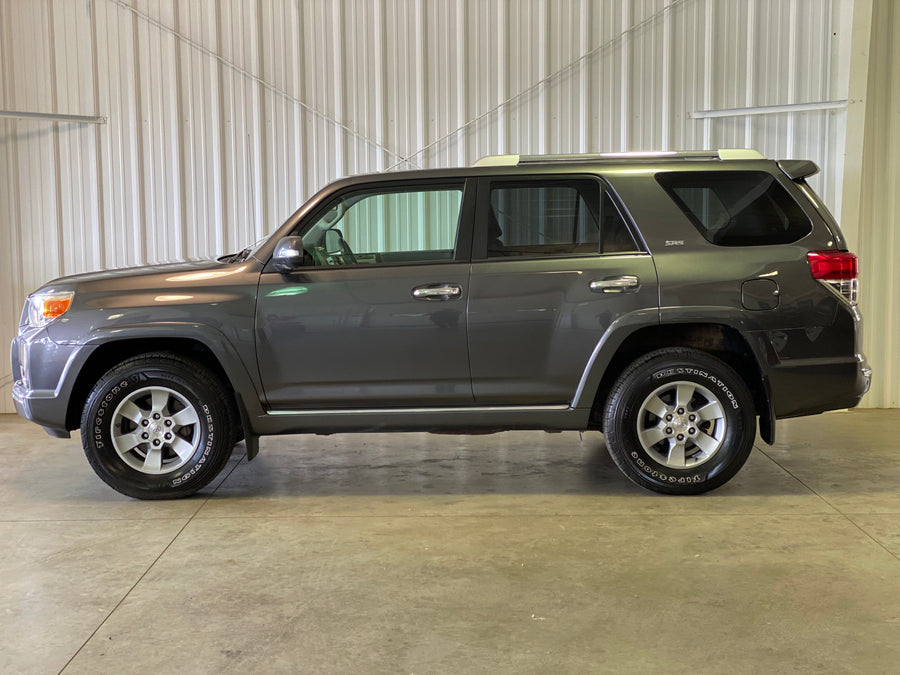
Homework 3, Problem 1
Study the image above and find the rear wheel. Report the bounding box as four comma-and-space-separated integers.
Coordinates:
603, 348, 756, 494
80, 353, 236, 500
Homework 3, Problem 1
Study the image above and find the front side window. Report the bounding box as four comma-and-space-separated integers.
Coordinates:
487, 180, 638, 258
656, 171, 812, 246
302, 185, 463, 266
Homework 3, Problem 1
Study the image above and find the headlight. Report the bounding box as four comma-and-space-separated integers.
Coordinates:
26, 291, 74, 328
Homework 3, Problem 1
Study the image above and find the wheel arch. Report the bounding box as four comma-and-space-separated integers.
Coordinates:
582, 322, 774, 443
65, 331, 263, 433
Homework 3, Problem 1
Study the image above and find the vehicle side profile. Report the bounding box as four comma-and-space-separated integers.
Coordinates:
11, 150, 871, 498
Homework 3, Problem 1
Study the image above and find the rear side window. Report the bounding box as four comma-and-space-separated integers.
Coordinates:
487, 179, 639, 258
656, 171, 811, 246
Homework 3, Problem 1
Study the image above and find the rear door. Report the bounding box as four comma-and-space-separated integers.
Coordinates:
467, 175, 659, 405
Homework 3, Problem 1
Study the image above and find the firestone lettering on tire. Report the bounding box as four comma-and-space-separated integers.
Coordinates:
631, 451, 704, 484
93, 379, 131, 449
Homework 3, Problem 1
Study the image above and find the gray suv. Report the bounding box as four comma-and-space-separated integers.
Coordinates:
11, 150, 871, 499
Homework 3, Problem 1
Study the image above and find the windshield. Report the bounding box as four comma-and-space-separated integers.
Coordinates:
220, 236, 270, 264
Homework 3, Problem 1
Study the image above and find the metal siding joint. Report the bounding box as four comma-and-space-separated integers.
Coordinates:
0, 110, 107, 124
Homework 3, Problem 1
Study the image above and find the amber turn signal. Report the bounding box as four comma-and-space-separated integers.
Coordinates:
42, 297, 72, 319
27, 291, 75, 327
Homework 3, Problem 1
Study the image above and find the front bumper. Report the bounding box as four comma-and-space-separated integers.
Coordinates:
10, 328, 94, 436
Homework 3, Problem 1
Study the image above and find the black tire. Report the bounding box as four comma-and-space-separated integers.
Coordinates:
602, 348, 756, 495
80, 353, 237, 500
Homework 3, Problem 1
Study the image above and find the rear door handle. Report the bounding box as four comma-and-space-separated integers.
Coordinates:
590, 276, 640, 293
412, 283, 463, 301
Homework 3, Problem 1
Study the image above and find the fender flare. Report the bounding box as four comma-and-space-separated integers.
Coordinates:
570, 308, 660, 409
572, 306, 775, 443
80, 322, 267, 422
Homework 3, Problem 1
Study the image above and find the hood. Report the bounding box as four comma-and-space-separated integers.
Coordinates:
40, 259, 228, 289
33, 258, 269, 299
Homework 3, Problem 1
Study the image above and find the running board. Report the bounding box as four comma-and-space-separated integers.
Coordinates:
251, 404, 590, 436
267, 404, 570, 416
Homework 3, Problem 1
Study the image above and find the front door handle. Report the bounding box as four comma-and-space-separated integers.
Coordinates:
590, 276, 640, 293
412, 283, 463, 301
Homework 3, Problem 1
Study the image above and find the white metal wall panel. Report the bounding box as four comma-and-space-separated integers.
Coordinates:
0, 0, 867, 412
851, 0, 900, 408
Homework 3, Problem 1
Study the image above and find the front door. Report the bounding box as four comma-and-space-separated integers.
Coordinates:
256, 180, 475, 410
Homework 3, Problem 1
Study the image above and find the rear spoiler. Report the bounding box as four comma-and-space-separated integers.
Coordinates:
778, 159, 819, 181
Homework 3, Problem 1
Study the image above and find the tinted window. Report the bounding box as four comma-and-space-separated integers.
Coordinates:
303, 186, 463, 266
601, 191, 640, 253
656, 171, 811, 246
487, 180, 638, 258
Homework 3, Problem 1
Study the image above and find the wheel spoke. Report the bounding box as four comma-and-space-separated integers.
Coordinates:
695, 399, 725, 422
666, 439, 687, 467
150, 388, 170, 414
643, 395, 669, 420
113, 431, 143, 451
639, 378, 732, 470
170, 436, 196, 462
109, 384, 204, 476
639, 425, 668, 448
171, 407, 199, 427
117, 400, 145, 424
693, 430, 721, 455
675, 383, 695, 409
142, 447, 163, 473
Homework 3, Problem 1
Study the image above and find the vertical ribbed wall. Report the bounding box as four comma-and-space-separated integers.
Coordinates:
853, 0, 900, 408
1, 0, 870, 412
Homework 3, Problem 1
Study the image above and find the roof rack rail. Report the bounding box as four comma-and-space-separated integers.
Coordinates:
473, 149, 765, 167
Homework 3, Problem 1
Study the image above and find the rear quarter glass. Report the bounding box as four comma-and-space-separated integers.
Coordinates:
655, 171, 812, 246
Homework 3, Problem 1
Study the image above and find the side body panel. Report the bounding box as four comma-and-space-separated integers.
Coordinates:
467, 255, 659, 405
255, 263, 474, 409
12, 260, 266, 433
607, 164, 867, 418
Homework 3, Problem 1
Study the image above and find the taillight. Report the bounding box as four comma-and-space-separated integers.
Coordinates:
807, 251, 858, 304
808, 251, 858, 279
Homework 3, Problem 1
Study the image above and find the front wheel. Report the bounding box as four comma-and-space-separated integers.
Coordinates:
603, 348, 756, 495
80, 353, 237, 500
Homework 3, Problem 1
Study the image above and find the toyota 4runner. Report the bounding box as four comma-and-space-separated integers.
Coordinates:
11, 150, 871, 498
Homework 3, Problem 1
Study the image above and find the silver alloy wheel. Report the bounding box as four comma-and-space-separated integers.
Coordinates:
110, 386, 201, 475
636, 380, 727, 468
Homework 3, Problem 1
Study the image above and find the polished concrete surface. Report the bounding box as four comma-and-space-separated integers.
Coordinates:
2, 409, 899, 673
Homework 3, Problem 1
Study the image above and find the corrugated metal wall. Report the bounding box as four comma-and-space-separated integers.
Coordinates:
1, 0, 873, 413
851, 0, 900, 408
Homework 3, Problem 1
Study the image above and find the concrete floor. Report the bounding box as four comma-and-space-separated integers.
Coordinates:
1, 410, 899, 674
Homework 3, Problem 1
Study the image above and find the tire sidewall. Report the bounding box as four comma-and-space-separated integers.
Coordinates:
83, 365, 226, 495
608, 353, 754, 493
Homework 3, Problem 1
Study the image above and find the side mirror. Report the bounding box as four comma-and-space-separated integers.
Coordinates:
272, 236, 306, 273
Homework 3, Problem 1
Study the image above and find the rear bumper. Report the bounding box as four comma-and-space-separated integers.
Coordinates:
860, 362, 873, 396
770, 352, 871, 419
